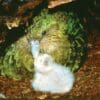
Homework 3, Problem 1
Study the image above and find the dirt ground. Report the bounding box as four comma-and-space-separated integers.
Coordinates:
0, 29, 100, 100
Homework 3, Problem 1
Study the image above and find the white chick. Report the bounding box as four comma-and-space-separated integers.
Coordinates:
30, 40, 75, 94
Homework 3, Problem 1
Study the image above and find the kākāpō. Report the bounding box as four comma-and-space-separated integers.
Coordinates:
0, 9, 87, 80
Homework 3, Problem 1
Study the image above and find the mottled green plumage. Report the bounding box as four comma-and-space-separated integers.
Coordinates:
0, 9, 86, 80
27, 9, 86, 71
0, 36, 34, 80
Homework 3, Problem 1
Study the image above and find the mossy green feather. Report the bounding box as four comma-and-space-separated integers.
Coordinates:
0, 9, 86, 80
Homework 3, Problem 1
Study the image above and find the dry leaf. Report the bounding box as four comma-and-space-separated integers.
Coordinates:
48, 0, 75, 8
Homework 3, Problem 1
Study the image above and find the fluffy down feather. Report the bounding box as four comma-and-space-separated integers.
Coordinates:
31, 40, 75, 94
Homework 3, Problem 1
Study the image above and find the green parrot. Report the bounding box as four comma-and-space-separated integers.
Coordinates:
27, 9, 86, 72
0, 9, 86, 80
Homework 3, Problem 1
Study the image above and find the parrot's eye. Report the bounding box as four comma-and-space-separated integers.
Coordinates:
42, 31, 46, 36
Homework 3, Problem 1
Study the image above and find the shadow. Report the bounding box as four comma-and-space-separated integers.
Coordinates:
0, 26, 25, 56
